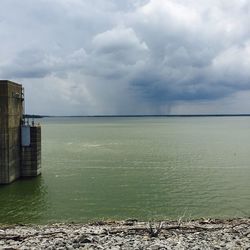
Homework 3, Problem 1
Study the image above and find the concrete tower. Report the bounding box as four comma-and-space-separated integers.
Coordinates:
0, 80, 23, 183
0, 80, 41, 184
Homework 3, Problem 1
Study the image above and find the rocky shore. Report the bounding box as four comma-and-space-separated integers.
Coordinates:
0, 218, 249, 249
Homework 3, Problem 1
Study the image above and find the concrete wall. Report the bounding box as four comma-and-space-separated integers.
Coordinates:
0, 80, 23, 184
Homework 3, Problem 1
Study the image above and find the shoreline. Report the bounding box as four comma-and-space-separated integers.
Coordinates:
0, 218, 249, 249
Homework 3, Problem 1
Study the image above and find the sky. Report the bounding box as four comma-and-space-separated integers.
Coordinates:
1, 0, 250, 115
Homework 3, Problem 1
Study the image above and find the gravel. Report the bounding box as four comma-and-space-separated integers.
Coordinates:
0, 218, 249, 249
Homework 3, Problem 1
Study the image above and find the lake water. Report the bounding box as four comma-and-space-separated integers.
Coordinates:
0, 117, 250, 224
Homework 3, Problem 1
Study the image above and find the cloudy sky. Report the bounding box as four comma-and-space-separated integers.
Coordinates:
1, 0, 250, 115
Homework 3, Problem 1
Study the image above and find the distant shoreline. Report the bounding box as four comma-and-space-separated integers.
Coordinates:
28, 114, 250, 118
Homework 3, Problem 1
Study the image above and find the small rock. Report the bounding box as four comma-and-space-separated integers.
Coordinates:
79, 235, 92, 244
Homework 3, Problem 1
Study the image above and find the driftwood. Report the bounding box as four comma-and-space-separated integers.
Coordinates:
95, 223, 229, 236
0, 231, 68, 241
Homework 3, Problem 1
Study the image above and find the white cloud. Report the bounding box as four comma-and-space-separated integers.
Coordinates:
93, 26, 148, 54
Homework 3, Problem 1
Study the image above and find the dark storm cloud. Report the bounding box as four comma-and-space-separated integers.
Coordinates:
125, 0, 250, 110
0, 0, 250, 114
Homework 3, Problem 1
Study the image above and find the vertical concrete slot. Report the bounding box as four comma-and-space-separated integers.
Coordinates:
21, 125, 41, 177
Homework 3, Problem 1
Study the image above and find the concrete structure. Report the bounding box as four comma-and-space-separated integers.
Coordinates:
0, 80, 41, 184
21, 126, 41, 177
0, 81, 23, 183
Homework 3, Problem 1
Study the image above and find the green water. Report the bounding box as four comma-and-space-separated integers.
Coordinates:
0, 117, 250, 224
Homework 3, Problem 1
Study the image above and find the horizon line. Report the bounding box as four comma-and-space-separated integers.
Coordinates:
24, 114, 250, 118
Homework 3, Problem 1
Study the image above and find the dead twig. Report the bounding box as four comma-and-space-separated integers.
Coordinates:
147, 221, 163, 237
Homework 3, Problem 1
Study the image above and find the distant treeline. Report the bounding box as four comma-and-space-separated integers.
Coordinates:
23, 114, 49, 119
23, 114, 250, 118
49, 114, 250, 117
